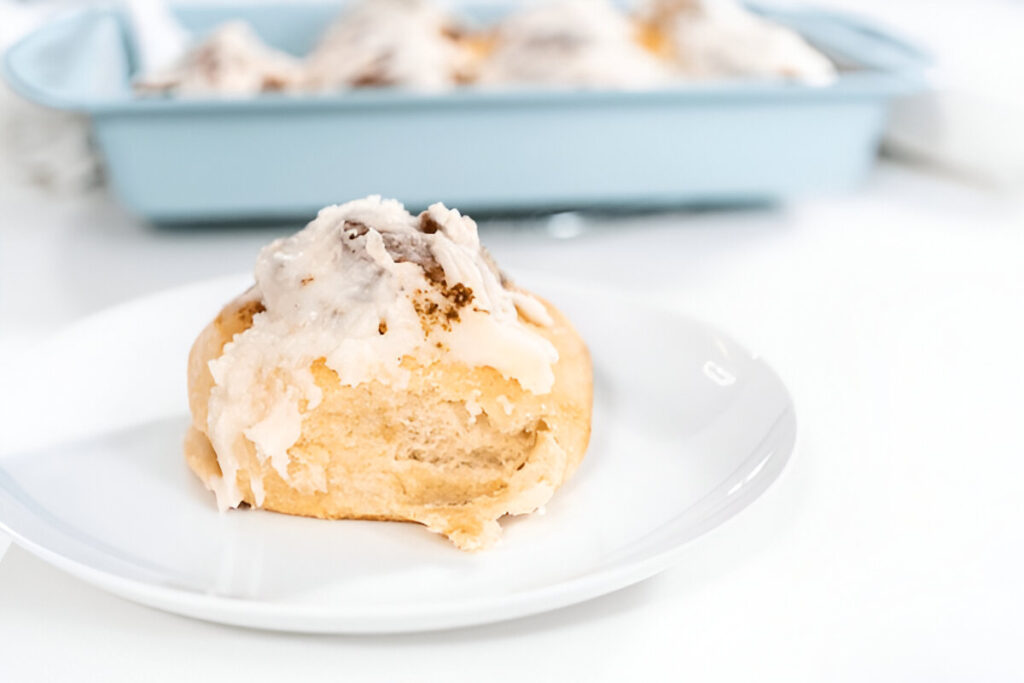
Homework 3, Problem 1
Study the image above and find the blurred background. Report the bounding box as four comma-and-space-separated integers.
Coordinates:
1, 0, 1023, 680
0, 0, 1021, 340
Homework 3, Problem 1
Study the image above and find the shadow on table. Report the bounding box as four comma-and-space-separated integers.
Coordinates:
143, 199, 779, 232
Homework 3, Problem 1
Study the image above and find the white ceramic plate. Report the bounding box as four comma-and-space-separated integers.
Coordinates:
0, 274, 795, 633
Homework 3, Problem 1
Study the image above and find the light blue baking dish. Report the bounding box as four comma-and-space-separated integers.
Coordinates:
4, 2, 926, 221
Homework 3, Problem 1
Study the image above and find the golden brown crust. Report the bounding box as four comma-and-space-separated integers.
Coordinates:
186, 287, 263, 434
185, 286, 592, 550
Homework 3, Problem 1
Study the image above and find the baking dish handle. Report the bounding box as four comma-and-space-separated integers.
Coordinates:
3, 8, 132, 112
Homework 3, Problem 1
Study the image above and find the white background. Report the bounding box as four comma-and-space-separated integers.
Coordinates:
2, 0, 1024, 681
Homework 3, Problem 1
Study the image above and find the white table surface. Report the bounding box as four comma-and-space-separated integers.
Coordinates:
1, 161, 1022, 681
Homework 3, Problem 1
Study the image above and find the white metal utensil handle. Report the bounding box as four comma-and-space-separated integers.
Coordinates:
0, 531, 10, 564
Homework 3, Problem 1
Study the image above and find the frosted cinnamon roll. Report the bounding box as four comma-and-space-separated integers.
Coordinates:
135, 21, 304, 96
302, 0, 485, 90
637, 0, 836, 84
185, 196, 592, 550
478, 0, 671, 88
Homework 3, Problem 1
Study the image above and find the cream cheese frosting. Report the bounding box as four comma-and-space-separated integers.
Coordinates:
204, 196, 559, 508
643, 0, 836, 84
478, 0, 672, 88
134, 0, 835, 95
135, 20, 304, 96
302, 0, 477, 90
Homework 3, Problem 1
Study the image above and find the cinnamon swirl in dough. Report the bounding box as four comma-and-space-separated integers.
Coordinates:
185, 196, 592, 550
